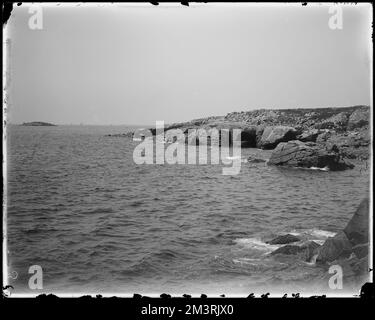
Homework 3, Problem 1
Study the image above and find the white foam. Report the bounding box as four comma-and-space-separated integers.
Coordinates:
308, 229, 336, 239
309, 166, 330, 171
234, 238, 280, 252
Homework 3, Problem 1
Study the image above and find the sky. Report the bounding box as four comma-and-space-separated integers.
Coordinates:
4, 3, 372, 125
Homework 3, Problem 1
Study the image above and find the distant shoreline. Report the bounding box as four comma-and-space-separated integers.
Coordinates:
21, 121, 57, 127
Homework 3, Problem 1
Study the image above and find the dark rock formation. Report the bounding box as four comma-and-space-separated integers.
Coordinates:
271, 245, 301, 255
268, 140, 354, 171
22, 121, 56, 126
258, 126, 297, 149
315, 231, 352, 263
296, 129, 322, 142
106, 132, 133, 138
122, 105, 369, 160
316, 198, 369, 263
343, 198, 369, 246
267, 234, 300, 245
316, 128, 370, 160
298, 241, 321, 262
270, 241, 320, 262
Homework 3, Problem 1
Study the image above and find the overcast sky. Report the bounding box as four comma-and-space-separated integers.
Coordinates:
5, 3, 372, 125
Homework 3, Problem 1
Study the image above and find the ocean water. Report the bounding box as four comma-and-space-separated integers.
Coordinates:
6, 125, 370, 296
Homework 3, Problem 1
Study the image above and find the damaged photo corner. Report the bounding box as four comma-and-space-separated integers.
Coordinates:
2, 2, 373, 299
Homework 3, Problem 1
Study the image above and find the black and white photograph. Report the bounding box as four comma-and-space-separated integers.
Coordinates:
2, 2, 373, 298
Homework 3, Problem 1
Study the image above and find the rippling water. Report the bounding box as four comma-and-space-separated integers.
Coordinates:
6, 125, 370, 295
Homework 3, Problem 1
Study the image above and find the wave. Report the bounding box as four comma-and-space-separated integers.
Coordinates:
306, 229, 336, 239
309, 166, 330, 171
233, 238, 280, 253
225, 156, 241, 160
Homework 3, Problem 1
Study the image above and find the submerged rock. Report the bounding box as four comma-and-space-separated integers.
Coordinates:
268, 140, 354, 171
258, 126, 297, 149
267, 234, 300, 245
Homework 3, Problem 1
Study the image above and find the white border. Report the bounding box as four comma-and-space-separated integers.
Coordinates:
2, 2, 373, 298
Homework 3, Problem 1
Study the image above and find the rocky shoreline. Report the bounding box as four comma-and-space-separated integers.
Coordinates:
268, 198, 370, 288
109, 105, 370, 171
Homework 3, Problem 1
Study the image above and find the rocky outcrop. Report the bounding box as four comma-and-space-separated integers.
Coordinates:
296, 129, 322, 142
316, 128, 370, 160
267, 234, 300, 245
268, 140, 354, 171
343, 198, 369, 246
115, 105, 370, 160
257, 126, 297, 149
315, 112, 349, 131
271, 241, 320, 262
316, 198, 369, 263
347, 108, 369, 130
315, 231, 352, 263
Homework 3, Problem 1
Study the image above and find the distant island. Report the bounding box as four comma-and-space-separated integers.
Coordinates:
21, 122, 57, 126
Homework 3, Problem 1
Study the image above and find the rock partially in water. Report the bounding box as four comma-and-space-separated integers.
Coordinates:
106, 132, 133, 138
316, 129, 370, 160
258, 126, 297, 149
316, 199, 369, 265
267, 234, 300, 245
344, 198, 369, 246
271, 244, 301, 255
268, 140, 354, 171
270, 241, 320, 262
352, 243, 369, 259
298, 241, 321, 262
316, 231, 353, 263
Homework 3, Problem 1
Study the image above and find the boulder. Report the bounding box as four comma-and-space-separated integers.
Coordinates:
271, 245, 301, 255
352, 243, 369, 259
347, 108, 369, 130
270, 241, 320, 262
268, 140, 354, 171
298, 241, 321, 262
258, 126, 297, 149
267, 234, 300, 245
316, 231, 352, 263
343, 198, 369, 246
296, 129, 321, 142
